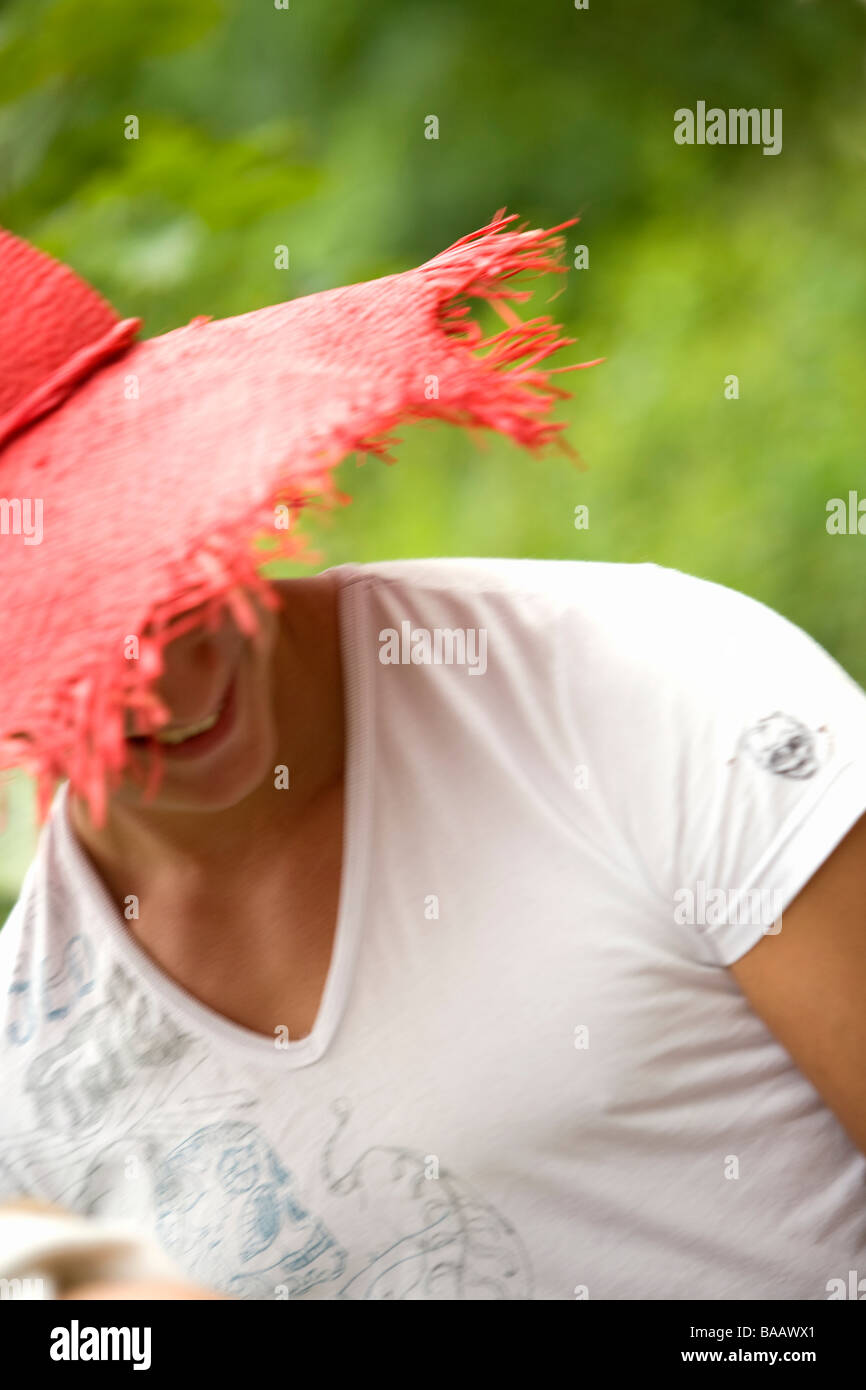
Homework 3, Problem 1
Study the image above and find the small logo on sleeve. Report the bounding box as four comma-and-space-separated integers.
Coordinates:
731, 713, 831, 780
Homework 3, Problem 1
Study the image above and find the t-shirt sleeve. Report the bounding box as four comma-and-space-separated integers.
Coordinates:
556, 562, 866, 967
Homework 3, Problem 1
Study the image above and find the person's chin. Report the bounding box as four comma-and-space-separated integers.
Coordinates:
177, 734, 275, 812
131, 720, 277, 815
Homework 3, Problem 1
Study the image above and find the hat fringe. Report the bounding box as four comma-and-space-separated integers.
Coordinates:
4, 210, 601, 827
417, 208, 603, 450
8, 484, 326, 827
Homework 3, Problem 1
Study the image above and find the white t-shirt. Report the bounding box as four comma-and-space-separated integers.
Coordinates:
1, 557, 865, 1301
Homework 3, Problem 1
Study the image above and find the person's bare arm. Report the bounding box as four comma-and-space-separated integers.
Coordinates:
728, 811, 866, 1156
0, 1199, 230, 1299
61, 1279, 229, 1299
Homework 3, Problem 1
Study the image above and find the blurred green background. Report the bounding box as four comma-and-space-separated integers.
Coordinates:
1, 0, 865, 920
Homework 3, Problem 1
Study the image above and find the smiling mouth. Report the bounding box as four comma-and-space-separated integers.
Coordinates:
152, 700, 227, 745
127, 675, 236, 752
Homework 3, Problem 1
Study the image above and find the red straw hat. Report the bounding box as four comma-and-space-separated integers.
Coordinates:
0, 210, 600, 824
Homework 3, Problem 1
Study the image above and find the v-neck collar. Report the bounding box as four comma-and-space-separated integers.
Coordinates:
52, 566, 376, 1069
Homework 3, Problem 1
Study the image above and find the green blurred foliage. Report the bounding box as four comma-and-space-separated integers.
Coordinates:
1, 0, 865, 909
